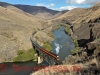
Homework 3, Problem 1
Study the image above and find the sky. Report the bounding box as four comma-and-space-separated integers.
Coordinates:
0, 0, 100, 10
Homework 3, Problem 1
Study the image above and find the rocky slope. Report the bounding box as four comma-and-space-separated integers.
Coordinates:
87, 24, 100, 55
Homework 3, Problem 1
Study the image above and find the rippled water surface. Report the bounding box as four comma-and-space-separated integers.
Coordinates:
51, 26, 75, 61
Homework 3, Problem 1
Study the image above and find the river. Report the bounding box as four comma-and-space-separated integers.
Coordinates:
51, 26, 75, 61
0, 26, 75, 75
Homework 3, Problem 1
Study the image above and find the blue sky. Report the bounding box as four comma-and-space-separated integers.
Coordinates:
0, 0, 100, 10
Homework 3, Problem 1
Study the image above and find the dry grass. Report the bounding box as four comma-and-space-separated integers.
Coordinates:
53, 8, 86, 23
0, 6, 44, 62
52, 2, 100, 25
0, 6, 43, 49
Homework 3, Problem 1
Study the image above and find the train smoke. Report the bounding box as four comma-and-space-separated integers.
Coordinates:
55, 42, 60, 54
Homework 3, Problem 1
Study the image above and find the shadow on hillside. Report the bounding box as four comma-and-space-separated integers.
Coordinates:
78, 39, 90, 47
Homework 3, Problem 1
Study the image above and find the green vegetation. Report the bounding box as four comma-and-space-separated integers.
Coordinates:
42, 41, 52, 51
17, 50, 25, 55
13, 48, 38, 62
73, 39, 79, 47
71, 39, 79, 54
35, 36, 39, 40
71, 47, 79, 54
64, 27, 71, 35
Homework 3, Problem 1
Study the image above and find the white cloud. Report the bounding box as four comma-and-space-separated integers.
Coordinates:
36, 4, 45, 6
48, 3, 55, 7
36, 3, 55, 8
66, 0, 100, 4
50, 3, 55, 7
59, 6, 77, 10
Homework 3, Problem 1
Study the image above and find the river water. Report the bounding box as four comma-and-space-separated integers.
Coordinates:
0, 26, 75, 75
0, 61, 38, 75
51, 26, 75, 61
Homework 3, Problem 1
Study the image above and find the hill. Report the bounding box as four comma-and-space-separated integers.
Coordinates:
54, 2, 100, 24
14, 5, 60, 19
0, 1, 66, 20
73, 2, 100, 24
50, 10, 68, 19
57, 8, 86, 23
0, 4, 44, 62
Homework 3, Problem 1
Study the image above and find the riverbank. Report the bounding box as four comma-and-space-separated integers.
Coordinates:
13, 48, 38, 62
62, 23, 100, 74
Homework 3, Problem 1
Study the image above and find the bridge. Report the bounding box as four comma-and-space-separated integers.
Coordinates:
30, 32, 62, 65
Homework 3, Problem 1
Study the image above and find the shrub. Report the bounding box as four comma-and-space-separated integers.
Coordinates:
73, 39, 79, 47
71, 39, 79, 54
35, 36, 39, 40
17, 50, 25, 55
13, 48, 37, 62
42, 41, 52, 51
64, 27, 71, 35
71, 47, 79, 54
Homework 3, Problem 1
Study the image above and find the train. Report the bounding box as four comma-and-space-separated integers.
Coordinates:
30, 33, 62, 64
31, 39, 60, 61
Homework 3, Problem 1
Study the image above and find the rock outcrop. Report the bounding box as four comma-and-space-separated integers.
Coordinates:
90, 25, 100, 41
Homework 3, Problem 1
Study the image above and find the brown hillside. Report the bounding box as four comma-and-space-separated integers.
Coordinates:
73, 2, 100, 24
54, 2, 100, 24
50, 10, 68, 19
0, 6, 43, 62
55, 8, 86, 23
0, 1, 38, 18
